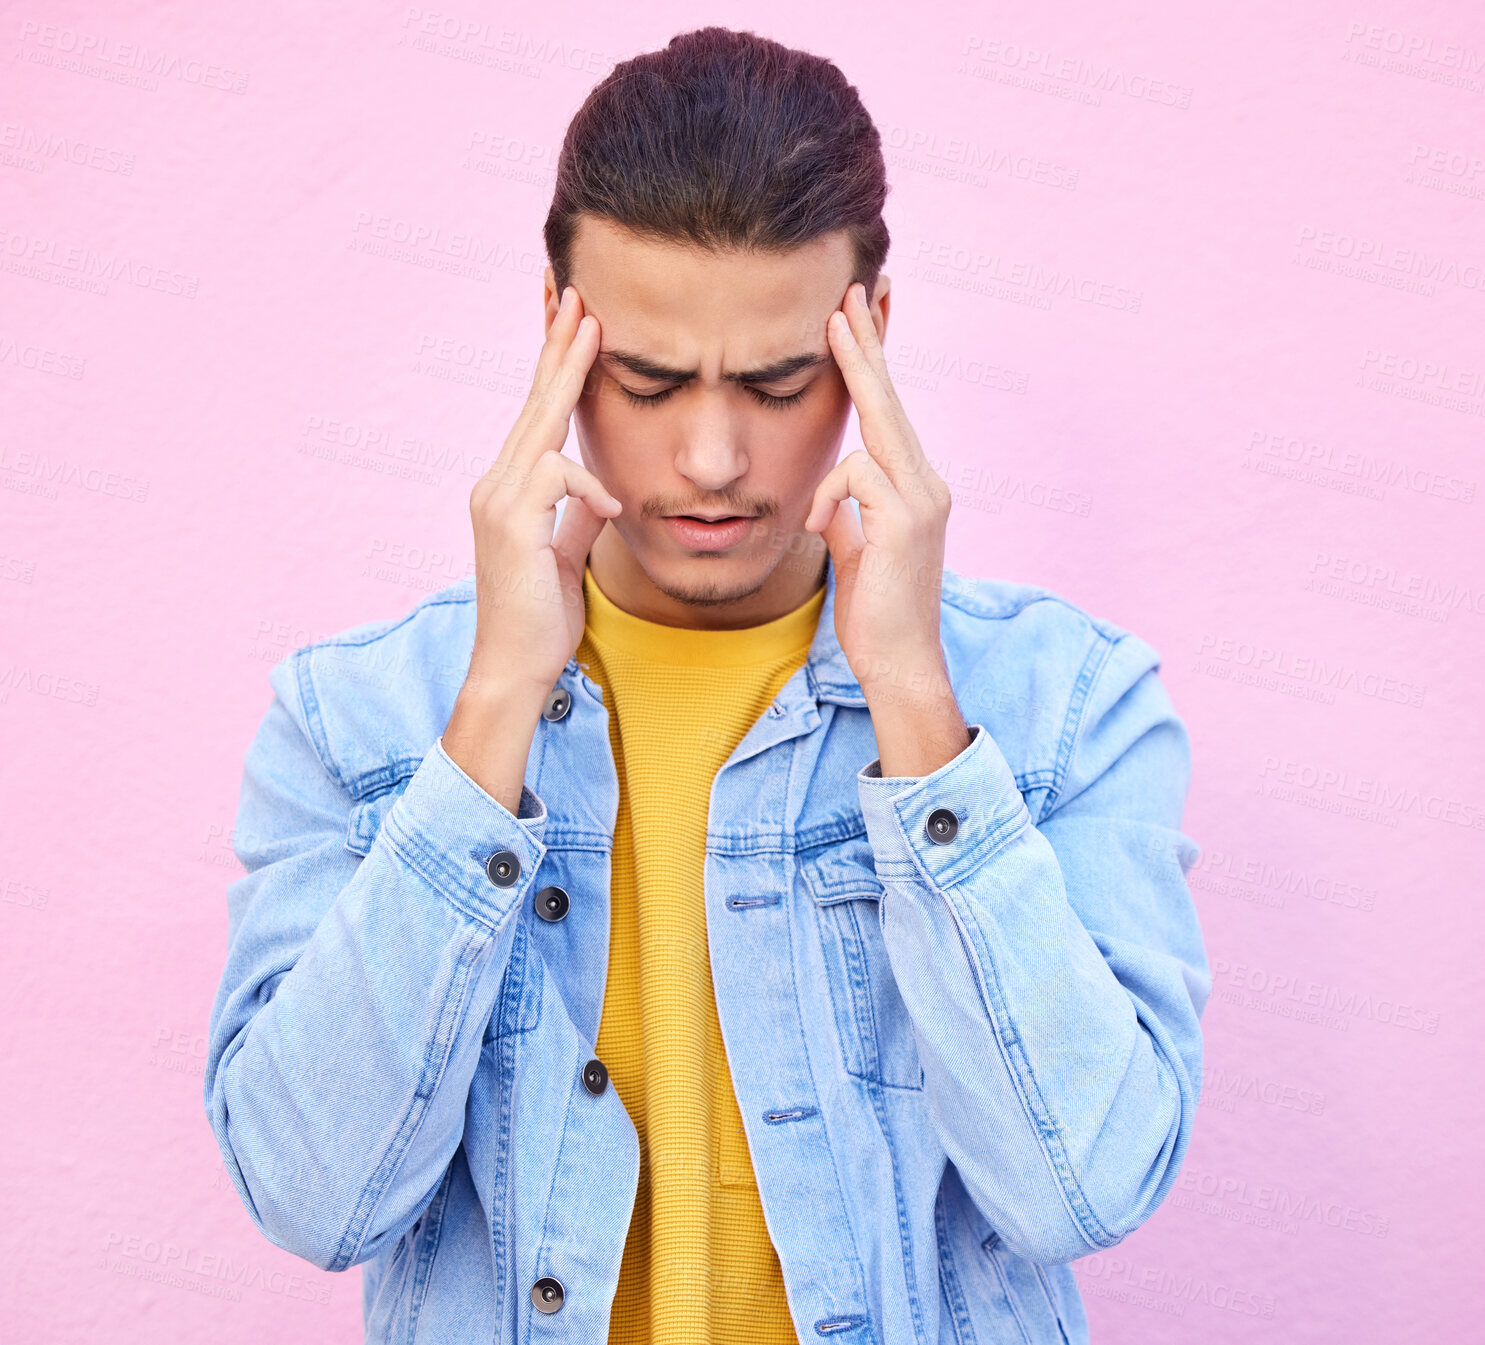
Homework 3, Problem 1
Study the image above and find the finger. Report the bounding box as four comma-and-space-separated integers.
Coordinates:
529, 286, 586, 391
545, 312, 603, 417
804, 448, 902, 535
500, 313, 601, 477
504, 288, 583, 441
524, 311, 600, 436
535, 450, 620, 525
477, 441, 617, 552
830, 284, 896, 396
826, 307, 918, 494
830, 295, 943, 508
818, 482, 865, 566
842, 281, 894, 384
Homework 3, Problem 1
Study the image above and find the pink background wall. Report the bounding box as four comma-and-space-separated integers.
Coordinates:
3, 2, 1480, 1340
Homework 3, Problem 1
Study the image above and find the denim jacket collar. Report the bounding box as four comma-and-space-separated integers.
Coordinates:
568, 546, 864, 705
560, 549, 868, 778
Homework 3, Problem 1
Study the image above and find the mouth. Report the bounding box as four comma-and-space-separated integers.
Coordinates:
661, 514, 757, 552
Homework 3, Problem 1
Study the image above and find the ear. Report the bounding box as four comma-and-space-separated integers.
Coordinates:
869, 274, 891, 346
542, 265, 561, 338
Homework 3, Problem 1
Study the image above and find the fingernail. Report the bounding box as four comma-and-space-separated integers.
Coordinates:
832, 312, 856, 349
560, 287, 573, 311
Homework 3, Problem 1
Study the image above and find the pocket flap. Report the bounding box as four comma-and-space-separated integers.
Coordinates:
345, 777, 414, 856
799, 834, 884, 905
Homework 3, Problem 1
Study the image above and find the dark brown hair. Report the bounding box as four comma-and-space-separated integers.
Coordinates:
543, 27, 890, 299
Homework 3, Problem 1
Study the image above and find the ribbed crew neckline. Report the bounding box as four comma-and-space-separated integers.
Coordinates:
581, 565, 825, 669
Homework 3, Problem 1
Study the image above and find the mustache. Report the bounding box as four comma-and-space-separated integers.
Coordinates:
642, 499, 776, 519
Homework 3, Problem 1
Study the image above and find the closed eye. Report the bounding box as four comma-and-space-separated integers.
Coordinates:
619, 385, 679, 408
618, 384, 810, 410
745, 386, 808, 410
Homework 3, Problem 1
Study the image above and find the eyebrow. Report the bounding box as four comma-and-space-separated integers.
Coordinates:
600, 349, 830, 386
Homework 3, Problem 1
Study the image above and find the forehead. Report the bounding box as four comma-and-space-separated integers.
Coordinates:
568, 214, 855, 361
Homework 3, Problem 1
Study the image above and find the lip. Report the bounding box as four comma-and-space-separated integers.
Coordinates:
662, 515, 756, 552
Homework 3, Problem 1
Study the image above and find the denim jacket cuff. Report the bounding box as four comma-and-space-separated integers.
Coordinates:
857, 723, 1031, 886
377, 737, 550, 929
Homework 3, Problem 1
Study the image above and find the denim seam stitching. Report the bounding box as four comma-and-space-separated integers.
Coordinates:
287, 585, 476, 790
381, 809, 532, 934
373, 1236, 414, 1343
838, 901, 880, 1083
402, 1159, 455, 1344
782, 741, 875, 1331
348, 775, 420, 854
293, 649, 346, 787
940, 576, 1126, 642
488, 1026, 519, 1334
296, 586, 473, 659
332, 921, 483, 1270
794, 814, 872, 853
529, 1069, 582, 1338
1043, 631, 1117, 817
537, 831, 621, 853
347, 758, 425, 808
933, 1183, 978, 1345
808, 863, 922, 1091
495, 922, 541, 1037
1031, 1262, 1072, 1345
951, 887, 1115, 1252
864, 899, 925, 1092
862, 1073, 928, 1342
982, 1242, 1033, 1345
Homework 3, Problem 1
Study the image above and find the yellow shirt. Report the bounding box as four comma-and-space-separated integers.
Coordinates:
576, 564, 826, 1345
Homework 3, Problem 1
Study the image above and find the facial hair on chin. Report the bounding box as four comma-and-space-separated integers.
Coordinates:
648, 565, 772, 610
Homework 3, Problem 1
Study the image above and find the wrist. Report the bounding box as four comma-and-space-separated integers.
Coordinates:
443, 677, 549, 813
458, 663, 559, 711
862, 660, 969, 777
855, 646, 954, 708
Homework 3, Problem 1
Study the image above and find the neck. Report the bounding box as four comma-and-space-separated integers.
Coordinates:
586, 522, 829, 630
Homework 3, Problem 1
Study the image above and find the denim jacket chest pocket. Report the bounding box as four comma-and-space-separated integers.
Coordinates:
798, 833, 925, 1092
344, 776, 415, 858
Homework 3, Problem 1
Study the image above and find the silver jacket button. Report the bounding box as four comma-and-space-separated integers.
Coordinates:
926, 808, 959, 844
534, 885, 570, 922
486, 850, 521, 886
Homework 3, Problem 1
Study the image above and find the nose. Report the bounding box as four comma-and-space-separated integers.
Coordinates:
673, 388, 748, 493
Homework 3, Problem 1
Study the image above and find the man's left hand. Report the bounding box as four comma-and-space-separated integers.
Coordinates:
805, 281, 972, 776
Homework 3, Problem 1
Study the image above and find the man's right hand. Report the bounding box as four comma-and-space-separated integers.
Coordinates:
442, 285, 618, 811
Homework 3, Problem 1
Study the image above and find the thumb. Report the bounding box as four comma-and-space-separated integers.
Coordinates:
551, 494, 610, 603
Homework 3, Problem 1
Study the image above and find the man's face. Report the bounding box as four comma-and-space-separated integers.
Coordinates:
543, 215, 890, 611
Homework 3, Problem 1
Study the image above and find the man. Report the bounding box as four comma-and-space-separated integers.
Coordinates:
205, 26, 1210, 1345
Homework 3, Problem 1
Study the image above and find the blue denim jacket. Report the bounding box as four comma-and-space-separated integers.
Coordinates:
205, 549, 1210, 1344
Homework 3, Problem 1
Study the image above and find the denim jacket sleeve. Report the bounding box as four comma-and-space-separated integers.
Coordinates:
203, 656, 549, 1273
855, 629, 1210, 1266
